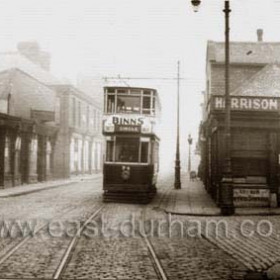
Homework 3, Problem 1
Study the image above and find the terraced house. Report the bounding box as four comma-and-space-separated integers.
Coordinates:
0, 41, 103, 188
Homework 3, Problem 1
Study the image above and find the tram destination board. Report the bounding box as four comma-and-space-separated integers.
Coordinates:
115, 124, 141, 133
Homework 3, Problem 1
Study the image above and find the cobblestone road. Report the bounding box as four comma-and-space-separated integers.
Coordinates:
0, 175, 277, 279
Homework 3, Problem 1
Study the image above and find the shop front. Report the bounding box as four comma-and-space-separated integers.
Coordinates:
201, 96, 280, 208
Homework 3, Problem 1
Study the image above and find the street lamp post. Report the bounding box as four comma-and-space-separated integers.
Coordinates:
188, 134, 193, 174
191, 0, 234, 215
174, 61, 181, 189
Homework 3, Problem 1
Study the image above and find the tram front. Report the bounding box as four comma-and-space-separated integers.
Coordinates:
102, 86, 160, 203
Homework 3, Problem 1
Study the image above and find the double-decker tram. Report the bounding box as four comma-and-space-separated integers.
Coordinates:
102, 86, 160, 203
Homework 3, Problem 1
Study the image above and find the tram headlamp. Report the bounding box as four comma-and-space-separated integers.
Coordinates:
141, 125, 152, 134
104, 124, 114, 132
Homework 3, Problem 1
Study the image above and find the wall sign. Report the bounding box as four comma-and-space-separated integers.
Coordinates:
213, 96, 279, 111
233, 188, 270, 207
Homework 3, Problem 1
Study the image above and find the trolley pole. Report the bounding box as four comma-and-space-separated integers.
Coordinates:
174, 61, 181, 189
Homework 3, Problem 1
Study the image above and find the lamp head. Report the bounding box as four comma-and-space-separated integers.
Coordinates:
188, 134, 193, 144
191, 0, 201, 12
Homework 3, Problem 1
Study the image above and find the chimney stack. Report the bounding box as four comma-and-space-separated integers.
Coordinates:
17, 41, 51, 71
257, 29, 263, 42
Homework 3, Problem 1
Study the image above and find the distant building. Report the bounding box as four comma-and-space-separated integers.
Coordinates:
53, 84, 103, 178
0, 42, 103, 188
200, 29, 280, 207
76, 74, 103, 106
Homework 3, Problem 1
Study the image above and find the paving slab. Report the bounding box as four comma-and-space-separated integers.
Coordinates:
163, 174, 280, 216
0, 174, 102, 198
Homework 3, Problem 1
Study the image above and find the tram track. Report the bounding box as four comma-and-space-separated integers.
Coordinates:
56, 202, 168, 280
141, 200, 169, 280
0, 187, 168, 280
53, 205, 104, 279
0, 201, 103, 280
0, 204, 83, 267
143, 235, 168, 280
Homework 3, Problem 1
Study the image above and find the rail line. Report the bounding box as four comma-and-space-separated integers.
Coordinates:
144, 235, 168, 280
0, 202, 103, 273
141, 203, 169, 280
0, 191, 168, 279
0, 204, 86, 267
53, 205, 104, 279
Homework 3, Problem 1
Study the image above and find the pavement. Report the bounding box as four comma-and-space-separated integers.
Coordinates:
163, 173, 280, 216
0, 173, 102, 198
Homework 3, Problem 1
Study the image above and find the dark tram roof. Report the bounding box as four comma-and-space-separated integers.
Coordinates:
104, 86, 158, 92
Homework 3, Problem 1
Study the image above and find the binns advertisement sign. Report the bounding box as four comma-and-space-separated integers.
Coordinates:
103, 115, 156, 134
213, 96, 279, 111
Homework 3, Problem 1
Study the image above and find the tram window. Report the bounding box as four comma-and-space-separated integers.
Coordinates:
117, 96, 140, 113
151, 97, 156, 115
115, 137, 139, 162
130, 89, 141, 95
117, 89, 127, 94
143, 96, 151, 114
107, 88, 115, 93
107, 95, 115, 113
140, 142, 149, 163
152, 97, 155, 109
106, 141, 114, 162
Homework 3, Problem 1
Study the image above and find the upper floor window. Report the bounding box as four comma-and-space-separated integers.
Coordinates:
86, 105, 90, 127
72, 97, 76, 126
78, 101, 81, 126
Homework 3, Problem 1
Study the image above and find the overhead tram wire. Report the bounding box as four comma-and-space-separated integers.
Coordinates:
103, 76, 198, 81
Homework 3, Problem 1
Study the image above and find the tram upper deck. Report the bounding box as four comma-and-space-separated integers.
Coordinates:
104, 86, 160, 117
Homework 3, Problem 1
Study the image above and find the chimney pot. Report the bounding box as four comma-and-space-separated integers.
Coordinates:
257, 29, 263, 42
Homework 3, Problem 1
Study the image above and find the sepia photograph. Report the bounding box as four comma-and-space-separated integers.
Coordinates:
0, 0, 280, 279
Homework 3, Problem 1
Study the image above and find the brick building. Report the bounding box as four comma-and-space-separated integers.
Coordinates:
200, 30, 280, 207
0, 42, 103, 188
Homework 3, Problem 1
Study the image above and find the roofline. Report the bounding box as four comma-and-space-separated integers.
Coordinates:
9, 67, 56, 90
209, 61, 267, 67
53, 84, 102, 109
207, 40, 280, 45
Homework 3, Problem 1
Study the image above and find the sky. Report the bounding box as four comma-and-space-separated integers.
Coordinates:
0, 0, 280, 173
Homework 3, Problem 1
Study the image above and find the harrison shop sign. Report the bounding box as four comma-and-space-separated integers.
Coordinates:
213, 96, 279, 112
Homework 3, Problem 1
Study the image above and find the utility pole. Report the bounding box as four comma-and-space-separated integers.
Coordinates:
174, 61, 181, 189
